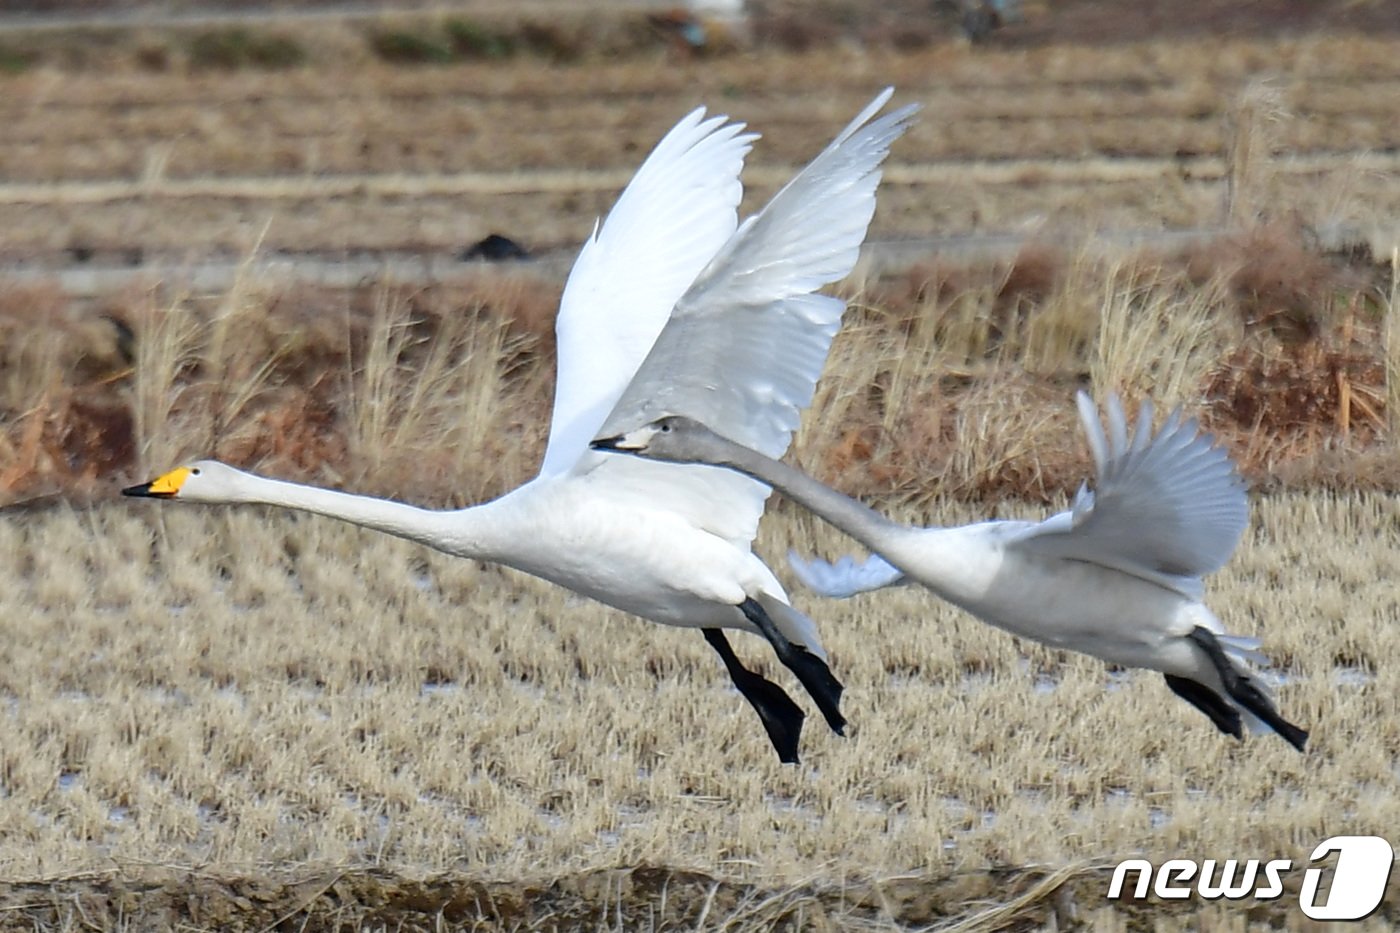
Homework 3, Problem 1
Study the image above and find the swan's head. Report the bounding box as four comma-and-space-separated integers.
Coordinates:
591, 415, 732, 465
122, 460, 248, 503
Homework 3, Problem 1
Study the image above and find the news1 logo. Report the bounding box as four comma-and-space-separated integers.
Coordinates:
1107, 836, 1395, 920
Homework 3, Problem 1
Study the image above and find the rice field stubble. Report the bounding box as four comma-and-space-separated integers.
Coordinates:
0, 490, 1396, 929
0, 233, 1396, 930
1, 33, 1398, 261
2, 9, 1400, 930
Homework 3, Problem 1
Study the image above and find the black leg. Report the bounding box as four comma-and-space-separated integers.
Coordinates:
739, 598, 846, 736
1187, 627, 1309, 752
703, 628, 805, 764
1164, 674, 1243, 740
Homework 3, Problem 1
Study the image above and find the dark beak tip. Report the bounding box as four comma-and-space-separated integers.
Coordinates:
122, 483, 160, 498
591, 436, 622, 451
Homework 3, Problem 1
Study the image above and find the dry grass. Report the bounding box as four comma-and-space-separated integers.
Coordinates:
1, 34, 1399, 260
0, 262, 560, 506
788, 224, 1393, 506
2, 230, 1393, 927
0, 489, 1395, 927
0, 17, 1393, 512
0, 217, 1394, 508
2, 13, 1399, 928
8, 0, 1390, 83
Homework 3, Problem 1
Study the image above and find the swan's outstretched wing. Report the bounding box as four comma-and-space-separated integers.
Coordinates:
539, 109, 757, 477
788, 551, 907, 598
598, 89, 916, 459
587, 91, 916, 544
1010, 391, 1249, 592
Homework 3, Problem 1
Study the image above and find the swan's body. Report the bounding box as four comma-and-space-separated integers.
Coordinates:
594, 393, 1309, 751
145, 465, 792, 630
126, 92, 917, 763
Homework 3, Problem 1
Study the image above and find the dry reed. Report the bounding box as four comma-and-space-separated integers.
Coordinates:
1, 19, 1398, 929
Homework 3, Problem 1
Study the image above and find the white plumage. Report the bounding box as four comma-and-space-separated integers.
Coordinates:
126, 91, 916, 764
594, 392, 1309, 752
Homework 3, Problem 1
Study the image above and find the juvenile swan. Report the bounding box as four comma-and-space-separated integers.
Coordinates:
593, 393, 1308, 751
125, 91, 917, 764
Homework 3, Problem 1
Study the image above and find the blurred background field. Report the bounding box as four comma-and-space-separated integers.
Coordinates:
0, 0, 1398, 929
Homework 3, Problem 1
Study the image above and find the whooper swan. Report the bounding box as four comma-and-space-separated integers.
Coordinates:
124, 90, 917, 764
592, 391, 1309, 751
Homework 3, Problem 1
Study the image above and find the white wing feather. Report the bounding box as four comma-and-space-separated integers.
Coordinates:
597, 89, 917, 459
540, 108, 757, 477
788, 551, 906, 598
1010, 390, 1249, 594
575, 90, 913, 546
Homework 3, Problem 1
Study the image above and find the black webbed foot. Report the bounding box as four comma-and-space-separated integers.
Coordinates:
739, 598, 846, 736
1164, 674, 1243, 740
1187, 626, 1309, 752
704, 628, 805, 763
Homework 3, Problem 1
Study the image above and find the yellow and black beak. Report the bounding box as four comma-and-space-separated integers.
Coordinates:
122, 466, 191, 499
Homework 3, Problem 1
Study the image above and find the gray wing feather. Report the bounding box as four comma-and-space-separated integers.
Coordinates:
596, 90, 918, 460
1012, 390, 1248, 586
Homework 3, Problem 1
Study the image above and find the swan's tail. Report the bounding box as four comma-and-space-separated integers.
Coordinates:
787, 550, 906, 598
1219, 633, 1269, 667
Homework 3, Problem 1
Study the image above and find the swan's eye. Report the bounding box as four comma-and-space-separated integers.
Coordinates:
660, 423, 672, 433
191, 467, 202, 475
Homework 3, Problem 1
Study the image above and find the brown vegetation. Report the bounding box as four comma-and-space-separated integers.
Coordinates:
8, 218, 1392, 509
4, 0, 1398, 76
1, 32, 1399, 263
1, 9, 1399, 929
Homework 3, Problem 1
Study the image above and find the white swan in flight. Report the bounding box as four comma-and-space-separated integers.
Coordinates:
124, 90, 917, 764
592, 391, 1308, 752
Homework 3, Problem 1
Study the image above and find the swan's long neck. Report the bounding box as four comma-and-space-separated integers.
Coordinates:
688, 434, 1006, 607
223, 471, 488, 555
699, 436, 906, 546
